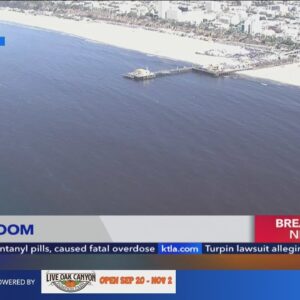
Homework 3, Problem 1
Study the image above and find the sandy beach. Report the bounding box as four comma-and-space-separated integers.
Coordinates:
239, 63, 300, 87
0, 9, 299, 87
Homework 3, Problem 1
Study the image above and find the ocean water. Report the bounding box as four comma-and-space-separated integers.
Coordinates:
0, 22, 300, 214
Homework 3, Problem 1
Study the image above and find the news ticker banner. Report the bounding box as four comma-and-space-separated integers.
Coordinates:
1, 243, 300, 255
0, 215, 300, 243
1, 270, 300, 299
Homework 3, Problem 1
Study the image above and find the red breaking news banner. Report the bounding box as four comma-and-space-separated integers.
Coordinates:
255, 216, 300, 243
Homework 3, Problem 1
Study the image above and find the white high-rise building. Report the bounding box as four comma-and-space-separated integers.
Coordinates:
166, 7, 182, 21
205, 1, 221, 13
244, 15, 262, 35
157, 1, 170, 19
241, 1, 252, 9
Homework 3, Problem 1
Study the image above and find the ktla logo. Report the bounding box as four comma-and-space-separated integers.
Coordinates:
45, 271, 96, 293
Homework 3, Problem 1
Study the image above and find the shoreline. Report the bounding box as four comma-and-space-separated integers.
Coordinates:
0, 9, 300, 88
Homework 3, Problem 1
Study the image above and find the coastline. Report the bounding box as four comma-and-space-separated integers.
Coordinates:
0, 9, 299, 87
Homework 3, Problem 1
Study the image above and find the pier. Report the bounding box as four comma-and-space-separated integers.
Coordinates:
155, 66, 194, 77
124, 66, 194, 80
192, 66, 237, 77
123, 65, 236, 81
123, 56, 299, 81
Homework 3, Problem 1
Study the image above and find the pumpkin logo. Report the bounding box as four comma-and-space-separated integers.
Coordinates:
46, 271, 96, 293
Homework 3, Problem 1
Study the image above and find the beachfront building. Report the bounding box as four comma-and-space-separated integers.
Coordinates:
157, 1, 170, 19
203, 12, 217, 23
180, 10, 205, 25
117, 2, 135, 15
270, 4, 289, 16
205, 1, 222, 13
136, 5, 148, 17
241, 1, 252, 9
244, 15, 262, 35
166, 7, 182, 22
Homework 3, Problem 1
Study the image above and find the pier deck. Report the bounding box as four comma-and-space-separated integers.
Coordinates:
155, 66, 194, 77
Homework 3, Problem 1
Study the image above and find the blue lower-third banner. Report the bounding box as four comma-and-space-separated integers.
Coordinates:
0, 270, 300, 299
